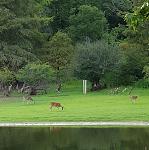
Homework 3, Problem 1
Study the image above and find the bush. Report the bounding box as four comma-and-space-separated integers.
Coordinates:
135, 79, 149, 88
16, 63, 53, 87
0, 68, 15, 85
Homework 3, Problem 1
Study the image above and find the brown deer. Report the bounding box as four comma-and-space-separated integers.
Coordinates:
23, 95, 35, 104
129, 95, 138, 103
129, 87, 138, 103
49, 102, 64, 110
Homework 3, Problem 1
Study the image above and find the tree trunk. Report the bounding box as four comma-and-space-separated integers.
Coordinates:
3, 85, 12, 97
56, 67, 62, 93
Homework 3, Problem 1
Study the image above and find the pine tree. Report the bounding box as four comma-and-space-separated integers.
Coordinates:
0, 0, 51, 71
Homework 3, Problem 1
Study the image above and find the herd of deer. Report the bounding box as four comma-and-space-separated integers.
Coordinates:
22, 95, 64, 110
22, 87, 138, 112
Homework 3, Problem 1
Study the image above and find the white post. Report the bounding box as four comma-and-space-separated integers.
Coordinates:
83, 80, 87, 94
83, 80, 84, 94
85, 80, 87, 94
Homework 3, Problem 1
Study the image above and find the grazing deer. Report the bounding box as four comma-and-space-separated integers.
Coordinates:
23, 95, 35, 104
129, 87, 138, 104
49, 102, 64, 110
129, 95, 138, 103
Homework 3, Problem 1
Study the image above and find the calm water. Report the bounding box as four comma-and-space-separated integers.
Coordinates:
0, 127, 149, 150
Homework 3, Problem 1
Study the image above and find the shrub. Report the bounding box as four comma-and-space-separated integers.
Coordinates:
16, 63, 53, 87
0, 68, 15, 85
135, 79, 149, 88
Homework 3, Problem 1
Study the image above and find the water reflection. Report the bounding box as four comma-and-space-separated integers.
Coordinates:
0, 127, 149, 150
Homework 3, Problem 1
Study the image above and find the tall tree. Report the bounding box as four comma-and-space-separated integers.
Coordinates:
122, 1, 149, 83
68, 5, 107, 41
74, 40, 123, 90
0, 0, 51, 71
42, 31, 74, 91
45, 0, 102, 33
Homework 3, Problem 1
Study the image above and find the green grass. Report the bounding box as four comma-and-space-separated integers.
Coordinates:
0, 85, 149, 122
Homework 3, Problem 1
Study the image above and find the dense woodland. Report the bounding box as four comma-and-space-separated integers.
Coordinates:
0, 0, 149, 95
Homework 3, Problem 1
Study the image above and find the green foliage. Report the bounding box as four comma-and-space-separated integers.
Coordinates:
46, 0, 132, 33
123, 1, 149, 85
135, 66, 149, 88
0, 0, 148, 88
43, 31, 74, 71
46, 0, 102, 33
0, 68, 15, 85
16, 63, 53, 86
125, 1, 149, 30
74, 40, 123, 83
135, 78, 149, 88
102, 70, 121, 87
69, 5, 107, 41
143, 65, 149, 79
0, 44, 37, 71
118, 44, 148, 85
0, 0, 51, 71
125, 1, 149, 55
102, 0, 132, 28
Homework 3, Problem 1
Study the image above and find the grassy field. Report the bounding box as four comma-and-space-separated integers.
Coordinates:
0, 82, 149, 122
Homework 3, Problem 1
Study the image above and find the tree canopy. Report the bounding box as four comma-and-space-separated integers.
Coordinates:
0, 0, 148, 92
74, 40, 123, 89
0, 0, 51, 71
68, 5, 107, 41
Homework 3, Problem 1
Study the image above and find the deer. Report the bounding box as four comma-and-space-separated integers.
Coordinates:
49, 102, 64, 110
23, 95, 35, 104
129, 95, 138, 103
129, 87, 138, 104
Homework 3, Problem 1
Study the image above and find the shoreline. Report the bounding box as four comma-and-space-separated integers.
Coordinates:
0, 121, 149, 127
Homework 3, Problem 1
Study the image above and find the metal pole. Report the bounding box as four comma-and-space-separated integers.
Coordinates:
85, 80, 87, 94
83, 80, 84, 94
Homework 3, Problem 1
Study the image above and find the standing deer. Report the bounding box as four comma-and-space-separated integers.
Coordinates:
129, 87, 138, 103
49, 102, 64, 110
23, 95, 35, 104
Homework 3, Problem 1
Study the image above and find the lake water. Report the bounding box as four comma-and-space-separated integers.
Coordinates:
0, 127, 149, 150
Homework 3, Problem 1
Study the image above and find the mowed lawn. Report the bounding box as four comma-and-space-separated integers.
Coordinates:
0, 88, 149, 122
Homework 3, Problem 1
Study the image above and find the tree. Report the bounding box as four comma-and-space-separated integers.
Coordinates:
101, 0, 132, 28
74, 40, 123, 90
68, 5, 107, 41
125, 1, 149, 56
119, 1, 149, 85
118, 43, 148, 85
42, 31, 74, 92
16, 63, 53, 95
45, 0, 102, 33
125, 1, 149, 29
0, 0, 51, 71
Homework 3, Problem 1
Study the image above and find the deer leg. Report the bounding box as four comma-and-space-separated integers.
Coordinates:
50, 106, 53, 110
131, 99, 135, 104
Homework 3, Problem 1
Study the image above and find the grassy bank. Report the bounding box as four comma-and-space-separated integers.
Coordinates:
0, 85, 149, 122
